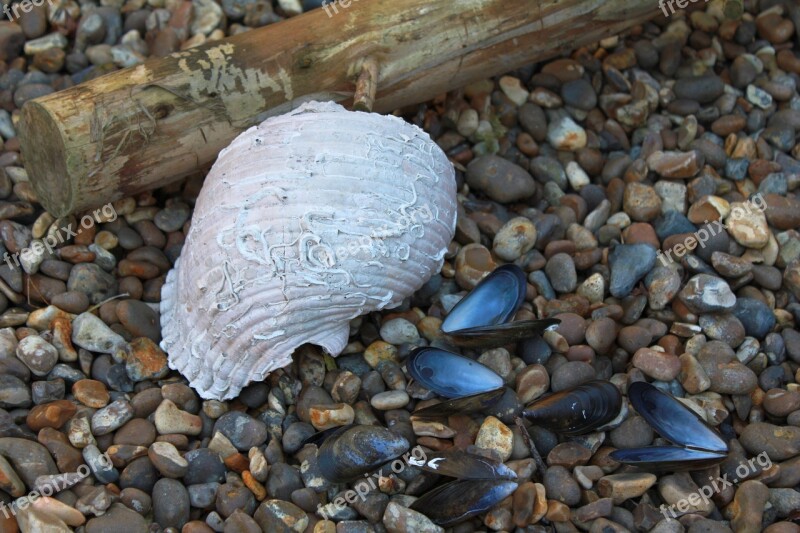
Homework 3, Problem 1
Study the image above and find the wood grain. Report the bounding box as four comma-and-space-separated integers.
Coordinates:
18, 0, 660, 216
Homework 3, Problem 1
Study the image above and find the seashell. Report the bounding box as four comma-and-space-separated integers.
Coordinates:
408, 449, 517, 480
317, 424, 410, 483
411, 388, 505, 418
522, 380, 622, 436
609, 381, 728, 471
406, 347, 503, 398
441, 264, 560, 349
608, 446, 728, 472
160, 101, 457, 400
410, 479, 519, 526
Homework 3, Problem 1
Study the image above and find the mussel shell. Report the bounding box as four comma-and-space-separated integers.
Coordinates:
443, 318, 561, 349
411, 388, 505, 418
409, 479, 519, 526
318, 425, 409, 483
609, 446, 728, 471
406, 347, 503, 398
302, 423, 356, 447
442, 264, 527, 333
522, 380, 622, 436
627, 381, 728, 453
408, 449, 517, 480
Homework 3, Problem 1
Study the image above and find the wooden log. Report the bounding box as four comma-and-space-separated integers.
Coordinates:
18, 0, 660, 217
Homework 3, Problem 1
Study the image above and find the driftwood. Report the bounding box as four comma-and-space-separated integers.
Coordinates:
18, 0, 661, 217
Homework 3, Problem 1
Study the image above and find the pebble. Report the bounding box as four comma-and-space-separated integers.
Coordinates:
117, 337, 169, 381
383, 501, 443, 533
475, 416, 513, 461
608, 244, 657, 298
309, 403, 354, 430
370, 390, 409, 410
545, 253, 577, 293
726, 202, 771, 248
493, 217, 537, 261
213, 411, 268, 451
71, 312, 126, 354
85, 503, 147, 532
154, 399, 203, 436
67, 263, 118, 304
623, 183, 661, 221
26, 399, 76, 431
647, 150, 703, 178
740, 422, 800, 461
561, 78, 596, 111
678, 274, 736, 313
673, 75, 724, 103
732, 298, 776, 339
379, 318, 419, 345
543, 465, 581, 506
91, 398, 133, 435
730, 480, 769, 533
632, 348, 681, 381
547, 115, 587, 151
153, 477, 190, 528
116, 299, 161, 342
15, 335, 58, 376
466, 155, 536, 203
253, 500, 309, 532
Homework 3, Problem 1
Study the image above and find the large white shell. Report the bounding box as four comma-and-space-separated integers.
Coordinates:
160, 101, 457, 400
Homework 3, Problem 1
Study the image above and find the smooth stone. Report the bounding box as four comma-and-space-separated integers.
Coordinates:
608, 244, 657, 298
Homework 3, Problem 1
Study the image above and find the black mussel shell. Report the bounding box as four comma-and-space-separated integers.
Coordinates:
609, 446, 728, 472
408, 449, 517, 480
440, 264, 560, 348
443, 318, 561, 349
318, 425, 409, 483
626, 381, 728, 453
411, 388, 505, 418
406, 347, 503, 398
410, 479, 519, 526
522, 380, 622, 436
302, 423, 356, 447
442, 264, 527, 333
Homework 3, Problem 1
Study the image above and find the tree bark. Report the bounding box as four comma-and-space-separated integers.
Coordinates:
18, 0, 660, 217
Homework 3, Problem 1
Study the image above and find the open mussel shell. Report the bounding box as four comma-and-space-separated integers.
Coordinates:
318, 425, 409, 483
407, 449, 517, 480
442, 264, 527, 333
610, 381, 728, 471
522, 380, 622, 436
410, 479, 519, 526
626, 381, 728, 453
406, 347, 503, 398
609, 446, 728, 472
440, 264, 560, 348
411, 387, 505, 418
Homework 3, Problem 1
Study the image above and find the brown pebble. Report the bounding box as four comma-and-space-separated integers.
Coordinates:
72, 379, 110, 408
26, 400, 77, 431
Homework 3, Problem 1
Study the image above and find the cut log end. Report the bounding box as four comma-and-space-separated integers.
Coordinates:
19, 102, 73, 218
